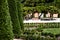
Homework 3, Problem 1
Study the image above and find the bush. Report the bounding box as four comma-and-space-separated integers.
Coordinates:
38, 23, 60, 28
17, 0, 24, 30
8, 0, 21, 38
0, 0, 13, 40
24, 23, 60, 28
36, 27, 43, 32
21, 29, 57, 40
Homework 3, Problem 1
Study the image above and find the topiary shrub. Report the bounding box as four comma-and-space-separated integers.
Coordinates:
17, 0, 24, 30
0, 0, 13, 40
8, 0, 21, 38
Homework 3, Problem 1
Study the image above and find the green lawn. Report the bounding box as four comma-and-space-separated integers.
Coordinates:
42, 28, 60, 35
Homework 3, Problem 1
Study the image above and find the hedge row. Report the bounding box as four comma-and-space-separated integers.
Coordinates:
21, 30, 56, 40
24, 23, 60, 28
0, 0, 13, 40
8, 0, 23, 38
8, 0, 21, 38
17, 0, 24, 30
38, 23, 60, 28
0, 0, 23, 39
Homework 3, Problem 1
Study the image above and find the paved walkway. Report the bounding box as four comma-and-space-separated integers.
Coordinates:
24, 18, 60, 23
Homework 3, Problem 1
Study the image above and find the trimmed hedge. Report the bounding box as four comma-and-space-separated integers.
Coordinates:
17, 0, 24, 30
38, 23, 60, 28
8, 0, 21, 38
0, 0, 13, 40
21, 30, 56, 40
24, 23, 60, 28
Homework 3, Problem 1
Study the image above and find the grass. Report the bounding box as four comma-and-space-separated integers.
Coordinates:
42, 28, 60, 35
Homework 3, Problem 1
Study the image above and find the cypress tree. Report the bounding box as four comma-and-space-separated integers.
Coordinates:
17, 0, 24, 30
8, 0, 21, 38
0, 0, 13, 40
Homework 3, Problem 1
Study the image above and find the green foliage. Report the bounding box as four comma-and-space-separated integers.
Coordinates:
35, 6, 47, 12
23, 6, 60, 17
21, 29, 56, 40
0, 0, 13, 40
42, 28, 60, 35
8, 0, 21, 38
24, 23, 60, 38
17, 0, 24, 30
21, 0, 60, 7
47, 6, 59, 14
24, 23, 60, 28
38, 23, 60, 28
22, 0, 60, 17
21, 0, 55, 7
23, 7, 35, 16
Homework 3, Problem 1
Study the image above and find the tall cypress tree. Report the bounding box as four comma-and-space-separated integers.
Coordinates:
17, 0, 24, 30
0, 0, 13, 40
8, 0, 21, 38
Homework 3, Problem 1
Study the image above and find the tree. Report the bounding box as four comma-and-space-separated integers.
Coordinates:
8, 0, 21, 38
0, 0, 13, 40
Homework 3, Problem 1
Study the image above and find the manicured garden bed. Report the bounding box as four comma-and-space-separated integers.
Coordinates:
23, 23, 60, 40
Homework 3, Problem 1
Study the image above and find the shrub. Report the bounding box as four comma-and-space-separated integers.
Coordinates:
0, 0, 13, 40
39, 23, 60, 28
8, 0, 21, 38
17, 0, 24, 30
